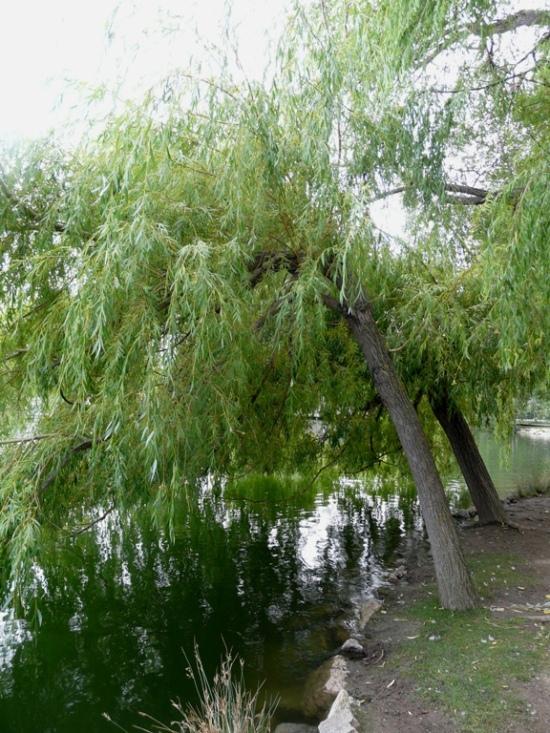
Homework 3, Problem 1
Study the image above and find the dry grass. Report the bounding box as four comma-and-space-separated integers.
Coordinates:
135, 649, 276, 733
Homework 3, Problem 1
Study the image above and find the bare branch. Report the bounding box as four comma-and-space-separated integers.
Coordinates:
2, 348, 28, 363
429, 68, 543, 95
72, 505, 116, 536
446, 194, 487, 205
444, 183, 489, 199
0, 433, 60, 447
38, 438, 94, 495
472, 9, 550, 37
367, 186, 407, 204
368, 182, 490, 206
421, 9, 550, 68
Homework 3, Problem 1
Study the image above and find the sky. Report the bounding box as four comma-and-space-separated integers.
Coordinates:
0, 0, 290, 143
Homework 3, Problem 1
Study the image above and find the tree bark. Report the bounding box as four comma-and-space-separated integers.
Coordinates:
471, 9, 550, 37
431, 396, 508, 526
341, 298, 478, 610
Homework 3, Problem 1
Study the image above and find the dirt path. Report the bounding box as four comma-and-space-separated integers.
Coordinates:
346, 495, 550, 733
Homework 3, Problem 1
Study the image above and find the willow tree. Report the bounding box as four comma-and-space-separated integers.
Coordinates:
1, 0, 548, 610
286, 0, 549, 522
0, 97, 480, 608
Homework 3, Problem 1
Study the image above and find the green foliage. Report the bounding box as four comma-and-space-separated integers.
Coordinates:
0, 0, 548, 591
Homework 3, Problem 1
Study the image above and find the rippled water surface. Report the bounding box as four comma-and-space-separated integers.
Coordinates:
0, 480, 421, 732
0, 429, 548, 732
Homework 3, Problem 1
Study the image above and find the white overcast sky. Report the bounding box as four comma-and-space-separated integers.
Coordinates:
1, 0, 544, 143
0, 0, 290, 143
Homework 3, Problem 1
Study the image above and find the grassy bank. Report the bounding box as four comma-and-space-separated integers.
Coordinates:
403, 556, 547, 731
369, 550, 550, 733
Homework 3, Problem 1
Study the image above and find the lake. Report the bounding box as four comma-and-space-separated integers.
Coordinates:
0, 429, 548, 732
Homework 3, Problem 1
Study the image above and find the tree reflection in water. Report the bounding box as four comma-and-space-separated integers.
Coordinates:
0, 478, 420, 733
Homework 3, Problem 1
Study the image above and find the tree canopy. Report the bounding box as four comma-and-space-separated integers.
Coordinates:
0, 0, 548, 604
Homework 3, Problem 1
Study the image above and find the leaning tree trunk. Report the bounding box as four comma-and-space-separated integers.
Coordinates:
343, 299, 478, 610
430, 396, 508, 526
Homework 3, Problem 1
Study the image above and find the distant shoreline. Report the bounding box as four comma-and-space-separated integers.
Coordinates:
515, 419, 550, 429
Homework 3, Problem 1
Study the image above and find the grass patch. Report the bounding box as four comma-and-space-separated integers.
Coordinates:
468, 553, 531, 600
395, 554, 549, 732
223, 473, 334, 506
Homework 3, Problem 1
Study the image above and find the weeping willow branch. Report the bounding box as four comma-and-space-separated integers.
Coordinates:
308, 442, 348, 486
38, 438, 94, 496
0, 164, 65, 233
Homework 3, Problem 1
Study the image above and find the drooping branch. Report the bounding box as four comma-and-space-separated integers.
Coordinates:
72, 505, 116, 536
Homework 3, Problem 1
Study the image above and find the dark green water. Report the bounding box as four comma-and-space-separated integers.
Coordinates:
0, 480, 419, 733
0, 429, 548, 733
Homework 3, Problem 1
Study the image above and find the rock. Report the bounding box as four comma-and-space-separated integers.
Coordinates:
333, 621, 353, 644
332, 610, 356, 642
274, 725, 318, 733
452, 509, 471, 520
340, 638, 365, 659
453, 507, 477, 520
303, 655, 349, 719
387, 565, 407, 583
358, 598, 382, 629
318, 690, 359, 733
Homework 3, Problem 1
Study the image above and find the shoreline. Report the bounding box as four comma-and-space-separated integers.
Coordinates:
279, 491, 550, 733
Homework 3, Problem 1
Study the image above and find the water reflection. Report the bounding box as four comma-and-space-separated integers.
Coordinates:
1, 430, 548, 732
447, 429, 550, 500
0, 479, 420, 733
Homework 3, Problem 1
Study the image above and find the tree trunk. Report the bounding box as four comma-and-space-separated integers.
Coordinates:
343, 299, 478, 610
431, 396, 508, 525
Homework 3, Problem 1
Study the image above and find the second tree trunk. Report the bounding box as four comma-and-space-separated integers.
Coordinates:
431, 396, 507, 525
